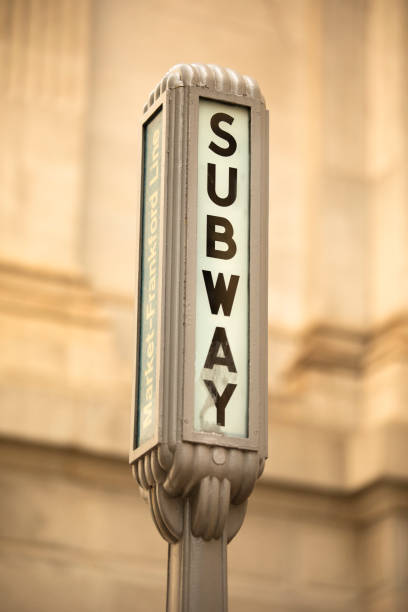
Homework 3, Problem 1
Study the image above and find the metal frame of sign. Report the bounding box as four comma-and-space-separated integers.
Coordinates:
183, 88, 268, 453
130, 73, 268, 464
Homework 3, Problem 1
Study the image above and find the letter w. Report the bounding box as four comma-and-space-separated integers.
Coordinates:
202, 271, 240, 316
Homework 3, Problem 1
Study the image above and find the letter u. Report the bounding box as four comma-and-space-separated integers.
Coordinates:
207, 163, 237, 206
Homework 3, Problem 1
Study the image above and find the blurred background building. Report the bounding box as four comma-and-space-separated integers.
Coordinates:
1, 0, 408, 610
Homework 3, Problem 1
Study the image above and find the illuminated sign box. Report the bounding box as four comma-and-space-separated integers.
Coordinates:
130, 65, 268, 464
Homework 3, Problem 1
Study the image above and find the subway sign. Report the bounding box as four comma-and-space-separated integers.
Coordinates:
130, 64, 268, 463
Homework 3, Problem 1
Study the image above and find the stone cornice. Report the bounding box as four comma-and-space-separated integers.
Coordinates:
2, 437, 408, 523
283, 313, 408, 378
0, 261, 107, 328
286, 323, 366, 375
364, 312, 408, 370
262, 419, 408, 494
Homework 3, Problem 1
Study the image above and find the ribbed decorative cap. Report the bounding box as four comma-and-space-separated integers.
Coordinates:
144, 63, 264, 113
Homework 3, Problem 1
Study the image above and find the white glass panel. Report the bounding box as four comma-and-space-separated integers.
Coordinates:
194, 99, 250, 438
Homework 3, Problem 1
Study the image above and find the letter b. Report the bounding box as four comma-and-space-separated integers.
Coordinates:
206, 215, 237, 260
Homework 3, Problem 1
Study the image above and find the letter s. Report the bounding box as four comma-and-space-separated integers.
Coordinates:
209, 113, 237, 157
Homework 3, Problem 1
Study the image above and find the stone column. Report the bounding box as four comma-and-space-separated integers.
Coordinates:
267, 0, 408, 490
353, 0, 408, 484
0, 0, 130, 456
0, 0, 91, 274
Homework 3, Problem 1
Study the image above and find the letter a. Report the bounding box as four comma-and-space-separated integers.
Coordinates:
204, 326, 237, 372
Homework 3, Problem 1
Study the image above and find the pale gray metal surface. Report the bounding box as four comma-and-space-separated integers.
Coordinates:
167, 501, 228, 612
130, 63, 269, 611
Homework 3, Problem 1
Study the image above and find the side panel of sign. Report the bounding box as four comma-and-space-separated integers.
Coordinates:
135, 109, 163, 449
194, 99, 250, 438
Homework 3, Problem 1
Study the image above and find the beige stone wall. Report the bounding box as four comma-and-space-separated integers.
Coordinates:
2, 441, 408, 612
1, 0, 408, 610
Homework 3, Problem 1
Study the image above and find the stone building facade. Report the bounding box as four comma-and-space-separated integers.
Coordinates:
1, 1, 408, 610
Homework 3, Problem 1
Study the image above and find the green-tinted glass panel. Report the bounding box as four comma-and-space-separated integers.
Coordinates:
135, 109, 163, 448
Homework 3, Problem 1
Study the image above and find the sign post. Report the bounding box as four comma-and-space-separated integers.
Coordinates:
130, 63, 269, 611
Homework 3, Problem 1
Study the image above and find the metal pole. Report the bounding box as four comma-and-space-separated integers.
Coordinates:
130, 63, 268, 612
167, 501, 227, 612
